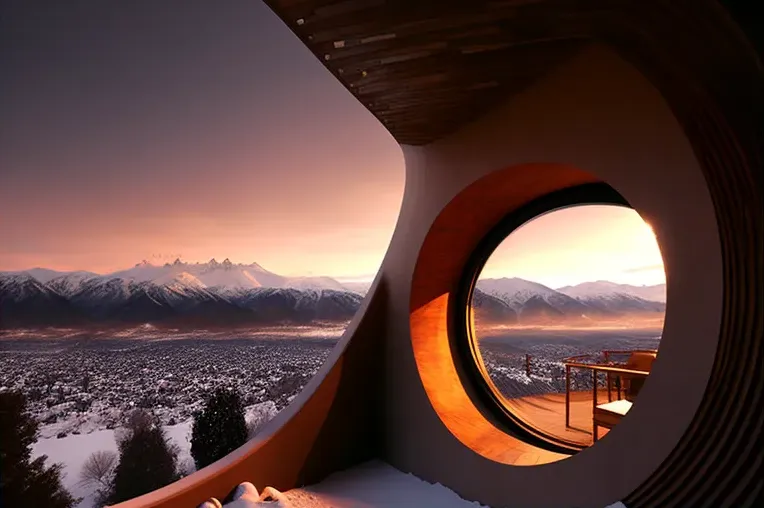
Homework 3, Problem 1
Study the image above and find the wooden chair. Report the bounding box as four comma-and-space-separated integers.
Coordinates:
620, 351, 657, 401
593, 399, 633, 441
592, 351, 656, 442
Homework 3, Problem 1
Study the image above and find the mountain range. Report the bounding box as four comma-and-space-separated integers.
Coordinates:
0, 259, 362, 329
0, 260, 665, 330
473, 278, 665, 326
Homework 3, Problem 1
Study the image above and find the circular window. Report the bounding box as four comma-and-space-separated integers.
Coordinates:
454, 183, 666, 452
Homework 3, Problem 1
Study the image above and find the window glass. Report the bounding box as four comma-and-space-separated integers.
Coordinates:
471, 205, 665, 447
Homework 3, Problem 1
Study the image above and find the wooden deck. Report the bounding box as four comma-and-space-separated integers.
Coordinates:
505, 390, 615, 447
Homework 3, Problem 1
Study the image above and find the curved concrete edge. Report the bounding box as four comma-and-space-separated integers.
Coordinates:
108, 276, 390, 508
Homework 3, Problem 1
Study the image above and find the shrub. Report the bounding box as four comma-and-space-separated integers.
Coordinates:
0, 391, 78, 508
78, 450, 117, 507
106, 409, 178, 504
190, 387, 248, 470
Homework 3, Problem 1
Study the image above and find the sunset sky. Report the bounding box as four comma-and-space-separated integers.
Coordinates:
0, 1, 664, 286
481, 205, 665, 288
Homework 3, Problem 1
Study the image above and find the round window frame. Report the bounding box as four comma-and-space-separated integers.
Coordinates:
450, 182, 644, 454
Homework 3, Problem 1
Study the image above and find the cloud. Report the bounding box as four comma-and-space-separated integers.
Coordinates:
623, 264, 664, 274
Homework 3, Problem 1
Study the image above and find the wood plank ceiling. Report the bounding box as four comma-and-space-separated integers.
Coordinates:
264, 0, 761, 152
264, 0, 593, 145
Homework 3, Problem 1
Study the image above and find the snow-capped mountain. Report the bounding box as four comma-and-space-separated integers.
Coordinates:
3, 259, 352, 293
226, 288, 362, 323
574, 293, 665, 314
473, 277, 665, 325
339, 281, 372, 296
45, 271, 101, 297
111, 259, 274, 288
556, 280, 666, 303
476, 278, 593, 322
0, 260, 365, 329
1, 260, 666, 329
284, 276, 347, 292
0, 274, 85, 328
9, 268, 99, 284
476, 277, 559, 305
472, 289, 518, 324
104, 258, 352, 292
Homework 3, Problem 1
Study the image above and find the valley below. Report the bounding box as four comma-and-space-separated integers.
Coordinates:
1, 326, 660, 507
0, 326, 661, 440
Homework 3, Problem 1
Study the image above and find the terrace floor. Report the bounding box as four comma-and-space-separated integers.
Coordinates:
506, 389, 616, 447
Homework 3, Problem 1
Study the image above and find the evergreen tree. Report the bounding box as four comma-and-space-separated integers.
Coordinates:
190, 387, 248, 470
107, 409, 178, 504
0, 391, 77, 508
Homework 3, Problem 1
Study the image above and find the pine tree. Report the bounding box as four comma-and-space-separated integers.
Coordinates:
107, 409, 178, 504
0, 390, 78, 508
190, 387, 248, 470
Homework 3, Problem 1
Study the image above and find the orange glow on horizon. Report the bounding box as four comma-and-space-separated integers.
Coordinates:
479, 205, 665, 288
2, 204, 665, 286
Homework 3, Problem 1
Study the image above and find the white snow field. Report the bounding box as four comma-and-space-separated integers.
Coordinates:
32, 421, 194, 508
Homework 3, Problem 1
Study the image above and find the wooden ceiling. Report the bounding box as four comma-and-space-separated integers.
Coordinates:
263, 0, 761, 156
264, 0, 595, 145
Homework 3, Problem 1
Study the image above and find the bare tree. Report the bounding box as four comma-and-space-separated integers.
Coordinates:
79, 450, 117, 491
246, 401, 278, 440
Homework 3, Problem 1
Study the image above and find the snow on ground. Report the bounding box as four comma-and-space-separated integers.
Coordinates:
32, 420, 193, 508
282, 461, 487, 508
237, 462, 627, 508
32, 427, 118, 508
31, 402, 277, 508
226, 462, 627, 508
165, 419, 195, 475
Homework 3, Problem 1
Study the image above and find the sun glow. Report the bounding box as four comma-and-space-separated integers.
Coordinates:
480, 205, 665, 288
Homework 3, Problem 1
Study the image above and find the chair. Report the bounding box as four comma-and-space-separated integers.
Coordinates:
620, 351, 657, 401
593, 399, 633, 441
592, 351, 656, 442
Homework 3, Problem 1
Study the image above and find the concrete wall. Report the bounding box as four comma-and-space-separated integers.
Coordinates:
380, 45, 722, 508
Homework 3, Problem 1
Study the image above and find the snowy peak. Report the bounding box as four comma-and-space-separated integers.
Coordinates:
341, 281, 372, 296
46, 272, 100, 297
107, 259, 349, 292
0, 273, 85, 328
286, 276, 346, 292
153, 271, 207, 290
0, 273, 47, 299
557, 281, 666, 303
473, 277, 666, 326
0, 268, 99, 284
196, 267, 264, 289
476, 277, 560, 307
0, 271, 363, 329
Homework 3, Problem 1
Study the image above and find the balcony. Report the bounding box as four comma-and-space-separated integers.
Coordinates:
497, 350, 657, 448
